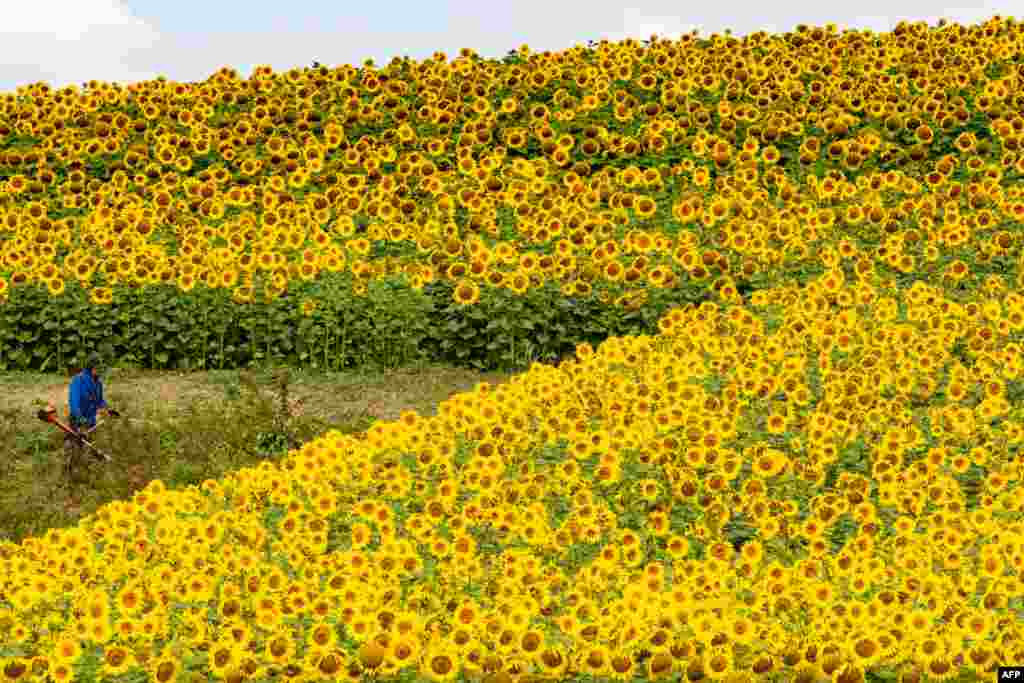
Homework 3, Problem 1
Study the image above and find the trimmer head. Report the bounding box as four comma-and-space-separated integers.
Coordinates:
36, 404, 110, 462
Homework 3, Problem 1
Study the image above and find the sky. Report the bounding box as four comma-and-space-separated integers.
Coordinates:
0, 1, 1016, 92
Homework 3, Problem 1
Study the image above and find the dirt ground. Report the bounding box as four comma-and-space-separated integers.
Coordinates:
1, 363, 521, 436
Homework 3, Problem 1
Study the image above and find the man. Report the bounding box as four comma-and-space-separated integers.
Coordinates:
65, 353, 118, 480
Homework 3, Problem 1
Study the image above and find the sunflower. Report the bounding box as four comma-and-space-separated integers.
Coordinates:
660, 533, 689, 561
755, 408, 790, 435
221, 617, 250, 649
646, 264, 671, 288
923, 654, 956, 681
647, 651, 675, 679
979, 553, 1004, 579
603, 260, 625, 281
423, 646, 458, 682
388, 636, 420, 671
634, 195, 658, 219
604, 652, 633, 681
311, 650, 347, 679
100, 645, 134, 678
536, 645, 568, 677
47, 661, 73, 683
115, 580, 146, 615
580, 644, 611, 677
963, 610, 992, 640
53, 634, 85, 665
748, 447, 782, 478
6, 269, 31, 288
965, 644, 995, 672
232, 284, 255, 304
447, 624, 475, 653
452, 279, 480, 306
308, 621, 338, 650
443, 258, 470, 279
208, 643, 239, 679
914, 636, 947, 667
84, 591, 112, 624
266, 633, 296, 665
945, 259, 969, 281
214, 266, 239, 288
727, 615, 757, 646
846, 632, 883, 669
177, 272, 197, 292
1, 659, 29, 682
505, 270, 530, 295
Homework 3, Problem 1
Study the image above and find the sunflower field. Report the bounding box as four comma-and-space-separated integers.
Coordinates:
2, 13, 1024, 683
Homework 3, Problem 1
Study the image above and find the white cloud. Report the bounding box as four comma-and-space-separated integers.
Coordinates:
614, 7, 702, 42
0, 0, 161, 90
0, 1, 1014, 92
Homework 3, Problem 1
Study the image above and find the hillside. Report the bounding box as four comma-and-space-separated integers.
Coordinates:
0, 15, 1023, 683
0, 17, 1020, 372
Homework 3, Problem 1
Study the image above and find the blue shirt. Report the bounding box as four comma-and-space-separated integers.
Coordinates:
68, 370, 107, 429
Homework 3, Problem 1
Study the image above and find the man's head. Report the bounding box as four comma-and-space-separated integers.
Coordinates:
85, 352, 103, 378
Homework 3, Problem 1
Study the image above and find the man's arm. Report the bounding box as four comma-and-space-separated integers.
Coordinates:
68, 376, 83, 425
96, 378, 108, 410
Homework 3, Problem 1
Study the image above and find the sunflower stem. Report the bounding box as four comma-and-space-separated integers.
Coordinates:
56, 298, 63, 372
201, 297, 209, 370
248, 305, 255, 367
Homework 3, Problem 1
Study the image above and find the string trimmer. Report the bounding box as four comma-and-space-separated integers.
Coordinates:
36, 405, 111, 462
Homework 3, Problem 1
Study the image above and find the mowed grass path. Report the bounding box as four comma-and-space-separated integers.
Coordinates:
0, 362, 520, 543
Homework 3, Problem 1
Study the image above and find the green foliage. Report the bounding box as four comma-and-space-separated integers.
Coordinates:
0, 254, 745, 374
